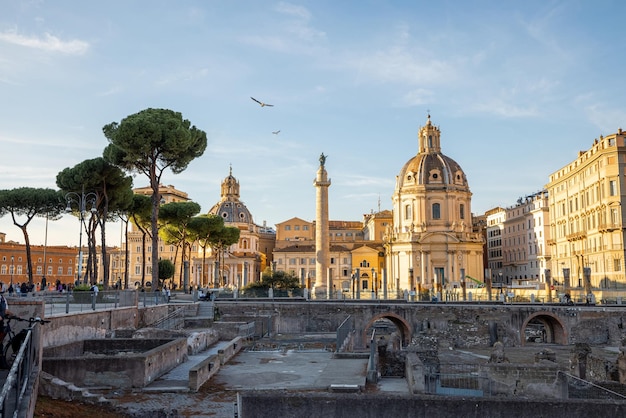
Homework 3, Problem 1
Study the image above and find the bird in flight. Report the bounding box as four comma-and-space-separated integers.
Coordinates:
251, 97, 274, 107
272, 130, 280, 135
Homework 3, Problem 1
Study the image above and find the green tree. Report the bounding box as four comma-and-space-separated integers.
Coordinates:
0, 188, 65, 284
243, 268, 302, 297
158, 258, 175, 290
212, 225, 240, 287
187, 214, 224, 288
158, 201, 201, 290
57, 158, 133, 286
103, 108, 207, 289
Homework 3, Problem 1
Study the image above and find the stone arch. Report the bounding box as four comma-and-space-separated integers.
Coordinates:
521, 311, 568, 346
362, 312, 411, 348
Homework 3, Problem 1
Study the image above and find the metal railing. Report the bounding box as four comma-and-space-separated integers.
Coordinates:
336, 315, 353, 352
0, 327, 36, 418
147, 306, 186, 330
424, 364, 490, 397
42, 290, 168, 316
558, 371, 626, 400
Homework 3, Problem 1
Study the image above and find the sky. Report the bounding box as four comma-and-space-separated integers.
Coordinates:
1, 0, 626, 247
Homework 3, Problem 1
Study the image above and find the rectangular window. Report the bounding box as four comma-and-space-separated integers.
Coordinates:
614, 259, 621, 272
330, 257, 335, 264
289, 258, 296, 265
303, 225, 309, 231
460, 204, 465, 220
432, 203, 441, 219
285, 225, 291, 231
609, 180, 617, 196
57, 267, 62, 275
310, 258, 315, 265
294, 225, 300, 230
135, 265, 141, 275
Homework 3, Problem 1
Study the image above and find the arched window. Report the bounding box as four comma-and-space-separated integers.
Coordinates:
432, 203, 441, 219
404, 204, 412, 220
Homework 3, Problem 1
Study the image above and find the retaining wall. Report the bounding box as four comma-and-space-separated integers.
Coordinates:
237, 391, 626, 418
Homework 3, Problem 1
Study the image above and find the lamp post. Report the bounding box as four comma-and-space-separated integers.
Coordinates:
65, 186, 97, 285
498, 271, 503, 294
10, 255, 14, 289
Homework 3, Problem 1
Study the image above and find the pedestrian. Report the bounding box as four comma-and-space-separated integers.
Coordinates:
41, 276, 47, 291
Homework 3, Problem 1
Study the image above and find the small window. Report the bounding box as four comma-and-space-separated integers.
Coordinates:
432, 203, 441, 219
405, 204, 412, 220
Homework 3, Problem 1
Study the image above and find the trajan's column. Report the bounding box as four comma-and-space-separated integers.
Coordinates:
313, 153, 330, 298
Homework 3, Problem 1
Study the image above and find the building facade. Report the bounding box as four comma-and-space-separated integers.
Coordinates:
546, 129, 626, 292
501, 191, 551, 287
203, 168, 271, 288
385, 115, 484, 296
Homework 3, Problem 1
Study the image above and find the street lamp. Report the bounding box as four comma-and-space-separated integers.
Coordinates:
65, 186, 97, 285
10, 255, 14, 289
498, 271, 503, 293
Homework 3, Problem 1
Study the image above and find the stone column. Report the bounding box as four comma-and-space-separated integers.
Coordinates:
313, 153, 331, 299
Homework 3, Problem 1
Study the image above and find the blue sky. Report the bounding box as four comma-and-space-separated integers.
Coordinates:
1, 0, 626, 246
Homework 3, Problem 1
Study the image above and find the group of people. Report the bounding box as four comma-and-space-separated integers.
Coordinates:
1, 281, 34, 296
0, 285, 14, 347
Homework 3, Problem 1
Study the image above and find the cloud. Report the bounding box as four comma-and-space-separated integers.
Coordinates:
240, 2, 325, 54
155, 67, 210, 86
0, 29, 89, 55
275, 2, 311, 20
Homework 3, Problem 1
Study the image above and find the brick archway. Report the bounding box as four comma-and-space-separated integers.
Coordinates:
362, 312, 411, 348
521, 311, 568, 345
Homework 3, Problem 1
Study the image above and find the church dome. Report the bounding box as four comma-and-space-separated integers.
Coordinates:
396, 115, 469, 190
208, 168, 254, 224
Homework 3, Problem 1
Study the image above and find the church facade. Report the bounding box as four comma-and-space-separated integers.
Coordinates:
384, 116, 484, 297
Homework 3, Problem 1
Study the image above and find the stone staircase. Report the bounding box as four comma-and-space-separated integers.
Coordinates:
184, 302, 214, 328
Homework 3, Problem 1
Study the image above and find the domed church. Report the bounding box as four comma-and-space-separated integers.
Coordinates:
385, 115, 484, 297
204, 167, 270, 288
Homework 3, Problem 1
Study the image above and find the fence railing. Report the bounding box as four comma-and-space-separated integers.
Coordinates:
41, 290, 168, 316
0, 327, 36, 417
336, 315, 353, 353
147, 306, 186, 330
557, 371, 626, 400
424, 364, 490, 397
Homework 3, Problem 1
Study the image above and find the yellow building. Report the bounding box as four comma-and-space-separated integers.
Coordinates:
385, 115, 484, 297
546, 129, 626, 295
204, 169, 270, 288
121, 184, 194, 289
272, 212, 387, 298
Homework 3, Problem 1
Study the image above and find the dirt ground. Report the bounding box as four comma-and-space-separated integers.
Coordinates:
35, 396, 124, 417
35, 380, 238, 418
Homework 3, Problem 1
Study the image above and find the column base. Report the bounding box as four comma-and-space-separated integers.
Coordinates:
312, 285, 328, 300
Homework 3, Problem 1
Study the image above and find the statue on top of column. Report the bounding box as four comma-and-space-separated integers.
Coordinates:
319, 153, 327, 167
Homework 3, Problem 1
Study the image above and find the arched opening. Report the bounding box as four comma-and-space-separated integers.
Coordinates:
521, 312, 568, 345
363, 313, 411, 349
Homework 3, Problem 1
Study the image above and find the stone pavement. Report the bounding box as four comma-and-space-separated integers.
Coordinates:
101, 347, 375, 417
